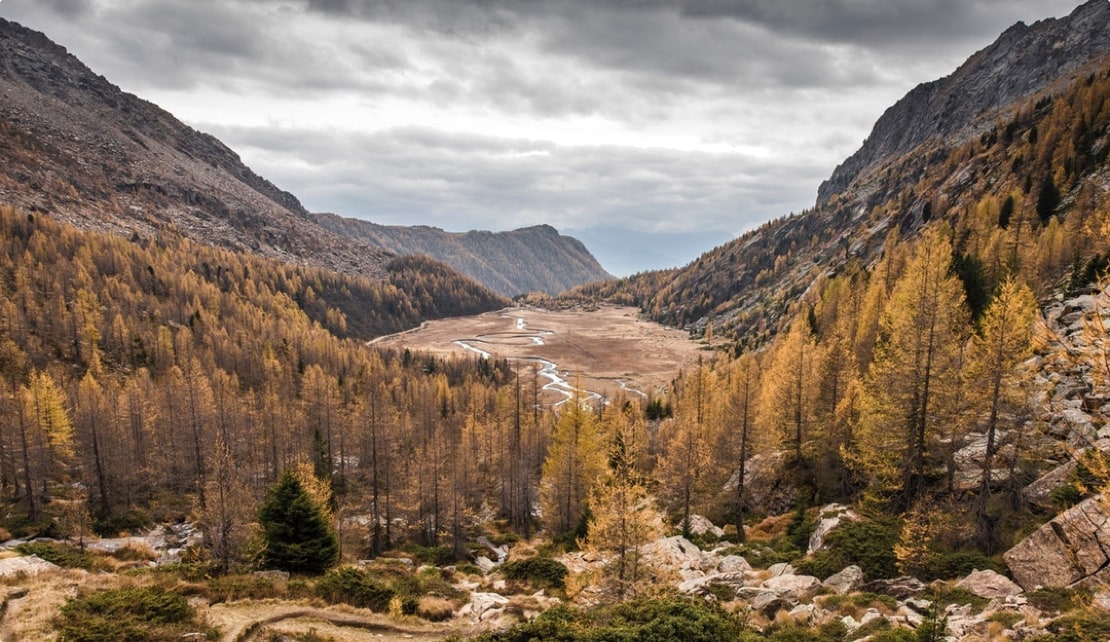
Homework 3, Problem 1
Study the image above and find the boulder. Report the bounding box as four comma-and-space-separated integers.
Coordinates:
677, 571, 747, 598
858, 577, 925, 599
762, 573, 823, 602
1003, 494, 1110, 590
717, 555, 752, 574
823, 565, 864, 595
0, 555, 60, 577
955, 569, 1023, 599
768, 562, 796, 577
1022, 459, 1078, 510
640, 536, 715, 576
807, 504, 859, 554
685, 515, 724, 538
470, 592, 510, 622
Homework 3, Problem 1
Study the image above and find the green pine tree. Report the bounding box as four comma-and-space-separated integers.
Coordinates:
258, 469, 339, 574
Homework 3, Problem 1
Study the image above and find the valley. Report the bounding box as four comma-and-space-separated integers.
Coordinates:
373, 304, 705, 407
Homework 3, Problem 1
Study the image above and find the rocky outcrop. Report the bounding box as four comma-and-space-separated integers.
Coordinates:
818, 0, 1110, 203
807, 504, 858, 554
1003, 494, 1110, 590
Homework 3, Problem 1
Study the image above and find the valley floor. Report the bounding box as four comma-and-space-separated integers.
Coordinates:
372, 304, 705, 405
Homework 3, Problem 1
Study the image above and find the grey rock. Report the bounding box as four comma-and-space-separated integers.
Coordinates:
1003, 494, 1110, 590
955, 569, 1023, 599
823, 565, 864, 595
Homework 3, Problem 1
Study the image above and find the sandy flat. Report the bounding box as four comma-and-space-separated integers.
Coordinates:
373, 304, 706, 405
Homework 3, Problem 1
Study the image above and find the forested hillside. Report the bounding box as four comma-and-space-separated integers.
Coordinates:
578, 62, 1110, 352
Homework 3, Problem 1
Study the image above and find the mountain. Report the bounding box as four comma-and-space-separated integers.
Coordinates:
0, 17, 512, 335
315, 214, 612, 297
582, 0, 1110, 348
818, 0, 1110, 204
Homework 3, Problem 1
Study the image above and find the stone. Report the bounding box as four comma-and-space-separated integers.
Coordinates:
1003, 495, 1110, 590
750, 590, 793, 618
823, 565, 864, 595
685, 515, 725, 538
717, 555, 752, 574
475, 556, 497, 573
858, 577, 925, 599
470, 592, 510, 622
677, 571, 747, 597
763, 573, 823, 602
0, 555, 59, 577
955, 569, 1023, 599
640, 536, 714, 575
768, 562, 796, 577
1022, 460, 1078, 510
252, 570, 290, 583
807, 504, 859, 554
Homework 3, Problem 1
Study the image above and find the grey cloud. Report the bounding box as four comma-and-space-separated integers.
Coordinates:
209, 123, 824, 240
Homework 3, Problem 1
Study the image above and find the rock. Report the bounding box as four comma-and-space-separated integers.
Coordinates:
750, 590, 793, 618
1022, 459, 1078, 510
0, 555, 59, 577
763, 573, 823, 602
685, 515, 724, 538
1003, 494, 1110, 590
475, 556, 497, 573
788, 603, 817, 622
858, 577, 925, 599
807, 504, 859, 554
678, 571, 747, 597
841, 615, 862, 633
955, 569, 1023, 599
823, 565, 864, 595
640, 536, 715, 576
768, 562, 796, 577
717, 555, 752, 574
470, 592, 510, 622
252, 570, 290, 583
477, 536, 509, 564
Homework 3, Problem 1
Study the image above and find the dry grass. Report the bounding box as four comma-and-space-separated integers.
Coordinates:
373, 304, 703, 404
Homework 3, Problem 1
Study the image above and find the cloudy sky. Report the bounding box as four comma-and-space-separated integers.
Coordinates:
0, 0, 1086, 275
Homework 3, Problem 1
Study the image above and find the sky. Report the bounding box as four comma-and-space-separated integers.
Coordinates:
0, 0, 1088, 276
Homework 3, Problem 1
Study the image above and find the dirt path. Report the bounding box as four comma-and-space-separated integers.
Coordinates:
374, 304, 705, 405
217, 603, 472, 641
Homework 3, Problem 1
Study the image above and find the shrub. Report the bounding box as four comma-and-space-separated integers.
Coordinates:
16, 541, 94, 569
202, 574, 285, 603
794, 519, 899, 580
315, 567, 394, 612
1032, 610, 1110, 642
1026, 586, 1091, 614
500, 557, 569, 589
56, 586, 217, 642
920, 550, 1001, 581
417, 596, 457, 622
403, 544, 457, 566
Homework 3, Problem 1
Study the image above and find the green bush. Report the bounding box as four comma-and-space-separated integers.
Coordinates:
1026, 586, 1091, 614
456, 597, 749, 642
56, 586, 217, 642
315, 567, 394, 612
202, 574, 285, 603
1031, 610, 1110, 642
16, 541, 94, 569
93, 510, 152, 537
258, 470, 338, 574
501, 557, 569, 589
403, 544, 457, 566
794, 519, 899, 580
920, 550, 1001, 581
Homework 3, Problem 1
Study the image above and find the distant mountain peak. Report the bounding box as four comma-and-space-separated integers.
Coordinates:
818, 0, 1110, 204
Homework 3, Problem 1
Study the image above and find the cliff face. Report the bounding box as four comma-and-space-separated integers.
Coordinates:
817, 0, 1110, 204
315, 215, 613, 297
0, 17, 396, 278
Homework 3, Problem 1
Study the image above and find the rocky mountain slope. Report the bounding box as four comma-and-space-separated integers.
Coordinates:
818, 0, 1110, 204
0, 17, 404, 280
581, 0, 1110, 347
0, 18, 605, 307
315, 215, 612, 297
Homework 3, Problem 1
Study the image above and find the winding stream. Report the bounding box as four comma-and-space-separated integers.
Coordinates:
453, 312, 620, 407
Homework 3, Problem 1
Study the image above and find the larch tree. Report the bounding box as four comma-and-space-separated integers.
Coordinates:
856, 226, 970, 510
539, 387, 605, 538
967, 276, 1038, 547
585, 401, 663, 599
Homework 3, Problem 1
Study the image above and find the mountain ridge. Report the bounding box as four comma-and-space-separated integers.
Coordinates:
314, 214, 613, 297
818, 0, 1110, 204
0, 17, 608, 300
